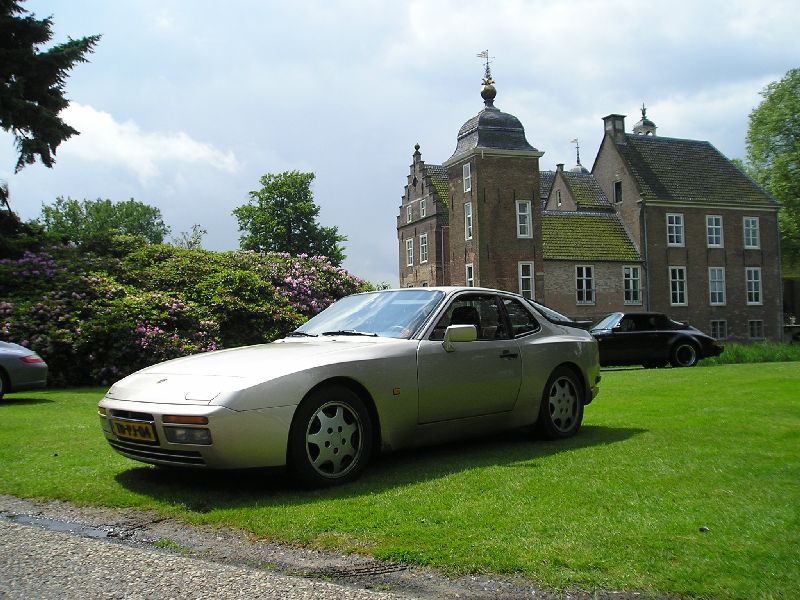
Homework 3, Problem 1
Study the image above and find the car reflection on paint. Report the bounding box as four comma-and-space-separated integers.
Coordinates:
590, 312, 724, 368
99, 287, 601, 487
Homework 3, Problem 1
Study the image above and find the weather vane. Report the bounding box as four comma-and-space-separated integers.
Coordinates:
477, 49, 495, 83
570, 138, 582, 166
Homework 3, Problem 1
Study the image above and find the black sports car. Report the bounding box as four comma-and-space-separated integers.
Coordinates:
590, 312, 724, 368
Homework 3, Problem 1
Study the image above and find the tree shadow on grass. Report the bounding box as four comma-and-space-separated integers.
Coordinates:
115, 424, 645, 512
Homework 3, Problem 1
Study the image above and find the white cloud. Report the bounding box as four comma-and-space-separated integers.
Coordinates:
60, 103, 240, 184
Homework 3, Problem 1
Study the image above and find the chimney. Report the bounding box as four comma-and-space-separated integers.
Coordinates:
603, 114, 627, 144
556, 163, 564, 172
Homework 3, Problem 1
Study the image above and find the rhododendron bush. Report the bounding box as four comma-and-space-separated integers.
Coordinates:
0, 238, 370, 386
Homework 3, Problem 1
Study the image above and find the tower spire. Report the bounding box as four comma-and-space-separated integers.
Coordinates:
476, 50, 497, 107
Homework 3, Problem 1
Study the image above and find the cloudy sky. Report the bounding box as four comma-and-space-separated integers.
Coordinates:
2, 0, 798, 285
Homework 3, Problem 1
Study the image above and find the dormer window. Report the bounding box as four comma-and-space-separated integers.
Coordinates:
614, 181, 623, 204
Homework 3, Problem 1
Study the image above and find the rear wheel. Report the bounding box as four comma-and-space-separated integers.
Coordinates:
536, 367, 584, 439
670, 341, 699, 367
288, 385, 373, 487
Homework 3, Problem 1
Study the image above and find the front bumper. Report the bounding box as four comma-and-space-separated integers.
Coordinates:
98, 399, 297, 469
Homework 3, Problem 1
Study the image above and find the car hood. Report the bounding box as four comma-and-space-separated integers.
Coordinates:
104, 337, 404, 405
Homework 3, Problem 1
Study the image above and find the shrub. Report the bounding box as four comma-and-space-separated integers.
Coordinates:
1, 239, 371, 385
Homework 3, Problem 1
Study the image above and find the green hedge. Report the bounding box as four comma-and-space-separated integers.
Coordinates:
0, 238, 370, 386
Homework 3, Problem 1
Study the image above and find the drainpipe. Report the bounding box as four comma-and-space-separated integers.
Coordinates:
641, 201, 650, 310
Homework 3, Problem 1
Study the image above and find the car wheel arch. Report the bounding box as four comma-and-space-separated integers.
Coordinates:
552, 362, 590, 405
295, 377, 382, 453
670, 337, 700, 367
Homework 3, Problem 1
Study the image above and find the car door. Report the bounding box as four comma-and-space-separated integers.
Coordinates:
416, 292, 522, 423
596, 315, 638, 364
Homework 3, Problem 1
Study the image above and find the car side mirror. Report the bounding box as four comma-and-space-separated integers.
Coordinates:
442, 324, 477, 352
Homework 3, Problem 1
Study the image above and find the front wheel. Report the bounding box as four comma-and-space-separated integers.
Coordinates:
288, 385, 373, 487
670, 341, 698, 367
536, 367, 584, 439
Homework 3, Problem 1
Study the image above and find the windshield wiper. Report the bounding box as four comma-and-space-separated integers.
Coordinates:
321, 330, 378, 337
286, 331, 318, 337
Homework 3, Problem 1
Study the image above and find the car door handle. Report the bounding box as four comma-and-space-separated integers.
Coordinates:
499, 351, 519, 359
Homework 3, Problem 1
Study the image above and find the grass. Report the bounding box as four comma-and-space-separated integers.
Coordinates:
1, 364, 798, 599
700, 341, 800, 366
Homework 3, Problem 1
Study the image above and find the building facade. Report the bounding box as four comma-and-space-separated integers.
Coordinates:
396, 77, 782, 342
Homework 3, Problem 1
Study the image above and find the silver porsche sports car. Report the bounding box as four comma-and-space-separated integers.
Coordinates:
99, 287, 601, 486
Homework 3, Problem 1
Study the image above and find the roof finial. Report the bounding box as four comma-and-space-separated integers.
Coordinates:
477, 50, 497, 107
477, 49, 494, 83
571, 138, 582, 166
641, 103, 647, 119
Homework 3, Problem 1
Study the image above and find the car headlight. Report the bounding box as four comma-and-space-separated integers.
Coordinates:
163, 426, 212, 445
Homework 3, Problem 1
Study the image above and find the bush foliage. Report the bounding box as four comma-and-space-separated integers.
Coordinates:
0, 236, 370, 386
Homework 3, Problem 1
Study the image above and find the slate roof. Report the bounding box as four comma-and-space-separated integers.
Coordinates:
617, 134, 778, 207
539, 170, 613, 211
542, 211, 640, 261
447, 105, 537, 164
539, 171, 555, 205
563, 171, 612, 210
424, 164, 449, 208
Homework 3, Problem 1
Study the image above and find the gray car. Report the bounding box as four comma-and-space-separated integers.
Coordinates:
98, 287, 601, 486
0, 341, 48, 399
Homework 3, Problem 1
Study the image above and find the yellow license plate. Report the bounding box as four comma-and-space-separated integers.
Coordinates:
111, 419, 157, 442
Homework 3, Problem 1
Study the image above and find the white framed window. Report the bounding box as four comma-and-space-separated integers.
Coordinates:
420, 199, 427, 218
744, 217, 760, 249
419, 233, 428, 264
748, 320, 764, 339
556, 190, 562, 207
518, 261, 534, 299
516, 200, 532, 238
669, 266, 687, 306
463, 163, 471, 192
667, 213, 684, 247
708, 267, 726, 306
623, 265, 641, 305
746, 267, 762, 305
706, 215, 723, 247
576, 265, 594, 305
464, 202, 473, 240
405, 238, 413, 267
465, 263, 474, 287
710, 320, 727, 340
614, 181, 623, 204
406, 205, 412, 223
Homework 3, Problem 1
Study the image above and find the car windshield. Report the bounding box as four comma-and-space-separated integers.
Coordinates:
294, 289, 445, 339
591, 313, 622, 330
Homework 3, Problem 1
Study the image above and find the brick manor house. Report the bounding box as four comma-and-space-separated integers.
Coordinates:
396, 72, 782, 342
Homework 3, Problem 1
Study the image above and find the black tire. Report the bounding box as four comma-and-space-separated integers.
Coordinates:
536, 367, 584, 440
0, 369, 8, 400
642, 361, 667, 369
670, 341, 699, 367
288, 384, 373, 487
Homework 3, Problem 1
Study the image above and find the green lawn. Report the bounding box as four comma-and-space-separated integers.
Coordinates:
1, 363, 798, 599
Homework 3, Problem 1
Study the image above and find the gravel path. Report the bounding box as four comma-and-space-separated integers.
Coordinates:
0, 495, 652, 599
0, 519, 402, 600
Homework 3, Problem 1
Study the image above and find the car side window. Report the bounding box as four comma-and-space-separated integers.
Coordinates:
429, 294, 510, 341
502, 298, 540, 337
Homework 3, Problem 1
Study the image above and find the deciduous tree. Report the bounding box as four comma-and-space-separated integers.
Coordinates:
233, 171, 346, 265
38, 197, 170, 245
745, 68, 800, 263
